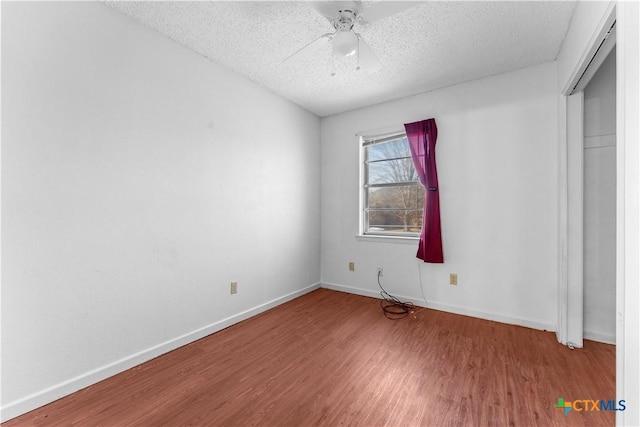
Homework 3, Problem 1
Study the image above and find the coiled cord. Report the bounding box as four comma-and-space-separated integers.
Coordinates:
377, 271, 416, 320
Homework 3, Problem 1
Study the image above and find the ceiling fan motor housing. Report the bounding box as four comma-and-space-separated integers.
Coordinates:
333, 10, 356, 31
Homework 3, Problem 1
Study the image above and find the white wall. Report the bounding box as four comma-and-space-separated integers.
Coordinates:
1, 2, 320, 420
321, 62, 558, 330
583, 48, 616, 343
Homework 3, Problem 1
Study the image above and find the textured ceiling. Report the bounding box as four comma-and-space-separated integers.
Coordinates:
106, 1, 577, 117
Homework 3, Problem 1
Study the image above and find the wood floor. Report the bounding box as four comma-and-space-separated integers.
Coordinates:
4, 289, 615, 426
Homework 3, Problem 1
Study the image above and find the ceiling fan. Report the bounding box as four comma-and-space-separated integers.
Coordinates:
284, 1, 418, 73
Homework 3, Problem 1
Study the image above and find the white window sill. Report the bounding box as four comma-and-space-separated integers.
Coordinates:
355, 235, 419, 244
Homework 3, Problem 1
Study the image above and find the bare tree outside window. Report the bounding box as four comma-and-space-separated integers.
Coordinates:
363, 134, 424, 236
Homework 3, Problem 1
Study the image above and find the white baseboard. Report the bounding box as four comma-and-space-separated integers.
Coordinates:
0, 282, 321, 423
321, 282, 555, 332
584, 330, 616, 345
321, 281, 383, 300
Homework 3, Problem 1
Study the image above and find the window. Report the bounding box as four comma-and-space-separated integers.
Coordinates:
361, 132, 423, 237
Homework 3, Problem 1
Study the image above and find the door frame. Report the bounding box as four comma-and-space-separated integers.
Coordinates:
557, 3, 616, 348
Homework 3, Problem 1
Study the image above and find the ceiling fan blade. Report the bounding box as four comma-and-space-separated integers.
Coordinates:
356, 35, 382, 72
283, 32, 333, 63
310, 1, 360, 21
358, 1, 422, 24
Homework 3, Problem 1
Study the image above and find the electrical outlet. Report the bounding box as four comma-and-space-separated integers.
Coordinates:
449, 274, 458, 286
378, 266, 383, 277
231, 281, 238, 294
349, 262, 355, 271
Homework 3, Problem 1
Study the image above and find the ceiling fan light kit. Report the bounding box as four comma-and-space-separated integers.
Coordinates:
332, 30, 358, 58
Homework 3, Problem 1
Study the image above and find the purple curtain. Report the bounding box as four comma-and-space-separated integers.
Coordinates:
404, 118, 443, 263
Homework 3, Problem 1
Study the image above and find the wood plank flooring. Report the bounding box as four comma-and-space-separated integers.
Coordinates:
4, 289, 615, 426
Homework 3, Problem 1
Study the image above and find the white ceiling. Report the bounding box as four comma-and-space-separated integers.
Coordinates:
106, 1, 577, 117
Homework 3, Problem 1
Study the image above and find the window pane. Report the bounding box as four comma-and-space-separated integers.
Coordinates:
368, 209, 423, 233
367, 158, 417, 185
368, 185, 424, 209
366, 136, 410, 162
362, 132, 423, 237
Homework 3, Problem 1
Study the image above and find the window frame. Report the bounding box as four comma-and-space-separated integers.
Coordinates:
359, 131, 422, 239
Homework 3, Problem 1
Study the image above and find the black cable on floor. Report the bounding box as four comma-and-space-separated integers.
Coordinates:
377, 271, 415, 320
